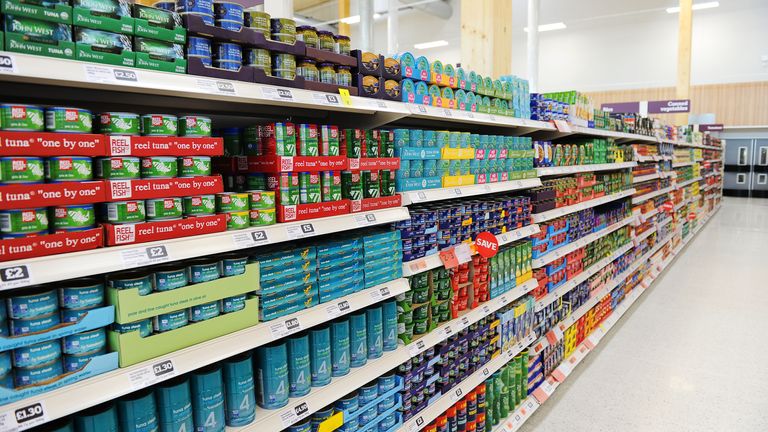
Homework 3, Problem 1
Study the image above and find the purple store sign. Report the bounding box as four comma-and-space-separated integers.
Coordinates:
699, 124, 724, 132
648, 99, 690, 113
601, 102, 640, 113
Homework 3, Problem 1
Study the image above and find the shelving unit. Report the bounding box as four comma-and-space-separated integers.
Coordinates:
531, 216, 635, 268
399, 179, 542, 205
536, 162, 636, 177
631, 186, 674, 204
531, 189, 636, 223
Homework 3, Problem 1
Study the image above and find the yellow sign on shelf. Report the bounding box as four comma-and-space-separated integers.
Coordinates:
338, 88, 352, 106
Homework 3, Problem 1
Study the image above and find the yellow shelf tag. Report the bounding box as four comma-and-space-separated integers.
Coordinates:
318, 412, 344, 432
338, 89, 353, 106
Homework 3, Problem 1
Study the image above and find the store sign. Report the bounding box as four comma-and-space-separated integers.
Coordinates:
475, 232, 500, 258
648, 99, 690, 114
601, 102, 640, 113
699, 124, 724, 132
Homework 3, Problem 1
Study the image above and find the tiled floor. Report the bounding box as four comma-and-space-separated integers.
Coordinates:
519, 197, 768, 432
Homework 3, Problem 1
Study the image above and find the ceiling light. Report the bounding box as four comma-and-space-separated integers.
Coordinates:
523, 22, 567, 32
666, 1, 719, 13
414, 40, 449, 50
373, 13, 383, 19
340, 15, 360, 24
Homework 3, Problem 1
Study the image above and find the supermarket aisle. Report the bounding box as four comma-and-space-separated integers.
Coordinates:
520, 198, 768, 432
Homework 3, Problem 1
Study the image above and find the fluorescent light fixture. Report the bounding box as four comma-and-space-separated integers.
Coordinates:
340, 15, 360, 24
666, 1, 719, 13
523, 22, 567, 32
414, 40, 449, 50
373, 13, 383, 19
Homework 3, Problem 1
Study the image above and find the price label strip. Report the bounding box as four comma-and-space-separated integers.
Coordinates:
354, 213, 378, 227
326, 300, 352, 319
127, 359, 177, 390
0, 402, 48, 432
232, 230, 270, 248
280, 402, 312, 428
121, 245, 171, 268
285, 223, 316, 240
269, 317, 303, 340
0, 265, 33, 290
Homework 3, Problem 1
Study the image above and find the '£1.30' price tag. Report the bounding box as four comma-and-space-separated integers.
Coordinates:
127, 359, 177, 390
0, 402, 48, 432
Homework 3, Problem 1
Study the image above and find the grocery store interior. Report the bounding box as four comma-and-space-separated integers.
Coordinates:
0, 0, 765, 431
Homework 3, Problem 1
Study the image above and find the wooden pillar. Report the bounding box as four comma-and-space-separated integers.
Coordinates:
338, 0, 351, 37
675, 0, 693, 125
460, 0, 512, 78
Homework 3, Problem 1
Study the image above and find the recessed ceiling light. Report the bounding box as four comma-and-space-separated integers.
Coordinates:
340, 15, 360, 24
523, 22, 567, 32
666, 1, 719, 13
414, 40, 450, 50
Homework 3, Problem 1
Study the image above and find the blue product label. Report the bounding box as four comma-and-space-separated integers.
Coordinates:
7, 291, 57, 319
330, 323, 350, 377
349, 316, 367, 368
13, 340, 61, 368
59, 285, 104, 310
224, 373, 255, 426
366, 310, 383, 360
309, 336, 331, 387
155, 270, 188, 291
193, 389, 225, 432
256, 346, 289, 409
287, 340, 310, 398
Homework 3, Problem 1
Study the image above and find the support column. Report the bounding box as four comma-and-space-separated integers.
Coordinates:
675, 0, 693, 125
338, 0, 350, 36
491, 0, 513, 78
360, 0, 374, 52
461, 0, 512, 77
387, 0, 399, 55
527, 0, 539, 92
264, 0, 293, 18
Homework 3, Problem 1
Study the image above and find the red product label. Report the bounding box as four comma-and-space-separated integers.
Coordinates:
0, 132, 107, 157
0, 229, 103, 262
65, 110, 78, 122
105, 176, 223, 201
58, 158, 73, 170
104, 214, 227, 246
11, 106, 26, 119
11, 158, 26, 172
152, 116, 163, 127
21, 210, 35, 222
0, 181, 107, 210
277, 200, 351, 222
351, 195, 402, 213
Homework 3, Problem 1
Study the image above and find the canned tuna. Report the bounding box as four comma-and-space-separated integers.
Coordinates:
45, 107, 92, 133
178, 156, 211, 177
141, 156, 178, 178
225, 211, 249, 230
188, 259, 221, 283
222, 295, 246, 313
146, 197, 183, 220
247, 190, 275, 209
113, 319, 152, 337
75, 27, 132, 51
187, 36, 213, 58
0, 104, 44, 131
11, 312, 60, 336
178, 116, 212, 137
62, 328, 107, 355
299, 172, 321, 204
214, 42, 242, 63
51, 204, 95, 230
14, 359, 63, 387
341, 171, 362, 200
0, 157, 44, 183
45, 157, 93, 182
222, 254, 247, 276
244, 11, 270, 35
0, 208, 48, 234
141, 114, 178, 137
245, 48, 270, 72
189, 300, 221, 322
183, 195, 216, 215
63, 348, 107, 372
178, 0, 214, 15
135, 37, 184, 61
214, 60, 241, 71
108, 270, 153, 296
270, 17, 296, 43
7, 288, 57, 319
12, 341, 61, 368
248, 208, 275, 226
102, 201, 146, 223
154, 265, 189, 291
216, 192, 249, 212
58, 279, 104, 310
95, 157, 141, 179
153, 309, 189, 332
214, 1, 243, 21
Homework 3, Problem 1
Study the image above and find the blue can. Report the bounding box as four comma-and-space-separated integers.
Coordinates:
0, 372, 11, 389
153, 1, 176, 11
335, 392, 358, 413
61, 306, 96, 324
63, 328, 107, 355
310, 406, 334, 431
190, 365, 226, 432
14, 359, 63, 387
154, 265, 189, 292
222, 295, 246, 313
10, 312, 60, 336
366, 307, 383, 360
193, 55, 213, 67
63, 347, 106, 373
378, 393, 396, 414
255, 341, 289, 409
214, 60, 241, 71
381, 300, 397, 352
358, 381, 378, 405
286, 333, 311, 397
0, 299, 7, 321
113, 319, 152, 338
216, 19, 242, 32
213, 43, 242, 63
13, 340, 61, 368
222, 254, 247, 277
189, 301, 221, 322
222, 352, 256, 427
155, 377, 194, 432
309, 325, 331, 387
108, 271, 153, 296
213, 1, 243, 21
330, 319, 350, 377
288, 418, 311, 432
378, 372, 396, 393
349, 313, 367, 368
188, 36, 213, 58
188, 259, 222, 284
0, 351, 11, 376
74, 403, 119, 432
58, 279, 104, 310
177, 0, 213, 14
338, 418, 359, 432
7, 288, 57, 319
153, 310, 189, 333
117, 388, 159, 432
358, 406, 377, 425
378, 413, 397, 431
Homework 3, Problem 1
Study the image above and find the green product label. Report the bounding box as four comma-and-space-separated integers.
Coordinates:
99, 112, 140, 135
178, 116, 212, 137
104, 200, 145, 223
183, 195, 215, 215
341, 171, 362, 201
179, 156, 211, 177
141, 114, 178, 136
226, 211, 250, 230
249, 209, 276, 226
146, 197, 182, 219
141, 157, 177, 178
0, 105, 44, 131
0, 208, 48, 233
45, 157, 92, 181
248, 190, 275, 210
216, 193, 249, 212
44, 108, 92, 133
0, 157, 44, 183
96, 157, 140, 179
53, 205, 95, 229
135, 4, 171, 25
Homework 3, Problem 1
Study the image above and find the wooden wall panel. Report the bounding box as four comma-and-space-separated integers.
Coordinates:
586, 81, 768, 126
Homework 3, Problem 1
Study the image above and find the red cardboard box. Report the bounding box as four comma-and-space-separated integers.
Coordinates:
107, 136, 224, 156
277, 200, 351, 222
0, 181, 107, 210
348, 158, 401, 171
350, 195, 402, 213
0, 132, 108, 156
0, 228, 103, 262
104, 176, 223, 201
103, 214, 227, 246
248, 156, 348, 173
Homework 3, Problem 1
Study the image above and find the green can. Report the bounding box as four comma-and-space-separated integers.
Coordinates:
245, 11, 270, 35
146, 198, 183, 220
249, 208, 276, 226
102, 201, 146, 223
245, 48, 271, 72
178, 156, 212, 177
299, 172, 321, 204
45, 107, 93, 133
0, 208, 48, 234
361, 170, 380, 199
270, 17, 296, 43
52, 205, 96, 230
341, 171, 362, 201
216, 193, 249, 212
141, 114, 178, 136
0, 104, 44, 131
343, 129, 362, 159
225, 211, 250, 230
96, 157, 141, 179
141, 156, 178, 178
278, 173, 299, 206
99, 112, 141, 135
183, 195, 216, 215
45, 157, 93, 182
178, 116, 212, 137
380, 170, 395, 197
0, 157, 44, 183
247, 190, 275, 210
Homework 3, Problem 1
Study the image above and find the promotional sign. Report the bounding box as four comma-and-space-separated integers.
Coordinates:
475, 232, 500, 258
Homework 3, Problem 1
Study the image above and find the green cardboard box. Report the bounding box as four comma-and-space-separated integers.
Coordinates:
134, 51, 186, 73
73, 1, 134, 34
1, 0, 72, 24
108, 263, 259, 324
76, 42, 135, 67
133, 4, 185, 43
5, 32, 75, 59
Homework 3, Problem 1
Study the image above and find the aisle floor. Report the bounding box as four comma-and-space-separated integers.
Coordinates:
519, 198, 768, 432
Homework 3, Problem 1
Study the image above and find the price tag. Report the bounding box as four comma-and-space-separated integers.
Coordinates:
439, 248, 460, 269
488, 114, 497, 122
84, 64, 139, 85
408, 339, 426, 357
326, 300, 351, 318
414, 191, 428, 203
0, 402, 48, 432
285, 223, 316, 240
121, 245, 171, 268
0, 54, 17, 74
354, 213, 377, 227
269, 317, 303, 339
313, 93, 341, 106
458, 316, 471, 330
553, 120, 572, 133
127, 359, 176, 389
500, 295, 509, 304
195, 78, 236, 96
481, 304, 491, 315
466, 111, 475, 119
408, 259, 428, 274
481, 367, 491, 377
0, 265, 33, 290
453, 188, 463, 196
443, 109, 453, 118
262, 87, 295, 102
369, 286, 391, 301
450, 387, 464, 402
338, 88, 353, 106
280, 402, 311, 428
232, 230, 270, 248
406, 417, 425, 432
483, 184, 493, 192
454, 243, 473, 265
442, 325, 454, 337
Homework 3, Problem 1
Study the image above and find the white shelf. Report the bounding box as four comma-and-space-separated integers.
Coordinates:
0, 278, 409, 427
0, 207, 410, 290
402, 224, 541, 277
531, 216, 635, 268
631, 186, 673, 204
633, 207, 659, 224
635, 154, 671, 163
404, 103, 555, 131
531, 189, 636, 223
704, 159, 722, 164
674, 198, 691, 211
632, 172, 660, 183
633, 225, 658, 244
400, 178, 542, 205
536, 162, 636, 177
676, 177, 703, 188
672, 161, 696, 168
569, 125, 656, 143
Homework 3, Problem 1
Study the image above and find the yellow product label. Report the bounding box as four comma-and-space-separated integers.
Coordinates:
441, 174, 475, 187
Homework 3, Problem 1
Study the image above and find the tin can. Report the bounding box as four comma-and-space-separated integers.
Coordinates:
358, 381, 378, 405
330, 319, 350, 377
108, 270, 153, 296
189, 301, 221, 322
320, 171, 337, 202
13, 340, 61, 368
62, 328, 106, 355
214, 59, 241, 71
11, 312, 60, 336
278, 173, 299, 205
222, 352, 256, 427
217, 18, 241, 31
7, 288, 57, 319
341, 171, 362, 200
311, 406, 333, 432
226, 210, 250, 230
178, 116, 212, 137
249, 208, 275, 226
289, 419, 312, 432
58, 278, 104, 310
366, 306, 383, 359
245, 48, 270, 72
178, 0, 214, 15
14, 359, 63, 387
255, 341, 290, 409
214, 1, 243, 20
155, 377, 195, 432
309, 325, 332, 387
102, 201, 146, 223
95, 157, 141, 179
154, 265, 189, 291
342, 129, 362, 158
286, 334, 311, 398
270, 17, 296, 43
272, 53, 296, 79
98, 112, 140, 136
113, 319, 152, 337
187, 36, 212, 58
216, 192, 249, 212
45, 107, 92, 133
362, 170, 380, 198
0, 104, 44, 131
146, 197, 183, 220
0, 352, 10, 377
0, 208, 48, 234
319, 125, 339, 156
299, 172, 321, 204
64, 347, 107, 373
336, 392, 358, 413
214, 42, 242, 63
153, 309, 189, 332
246, 190, 275, 210
222, 294, 246, 313
349, 312, 367, 368
244, 11, 270, 34
141, 114, 178, 137
297, 123, 318, 157
190, 365, 226, 431
51, 205, 95, 231
141, 156, 178, 178
188, 258, 222, 283
178, 156, 212, 177
183, 195, 216, 215
0, 157, 44, 183
61, 306, 97, 323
